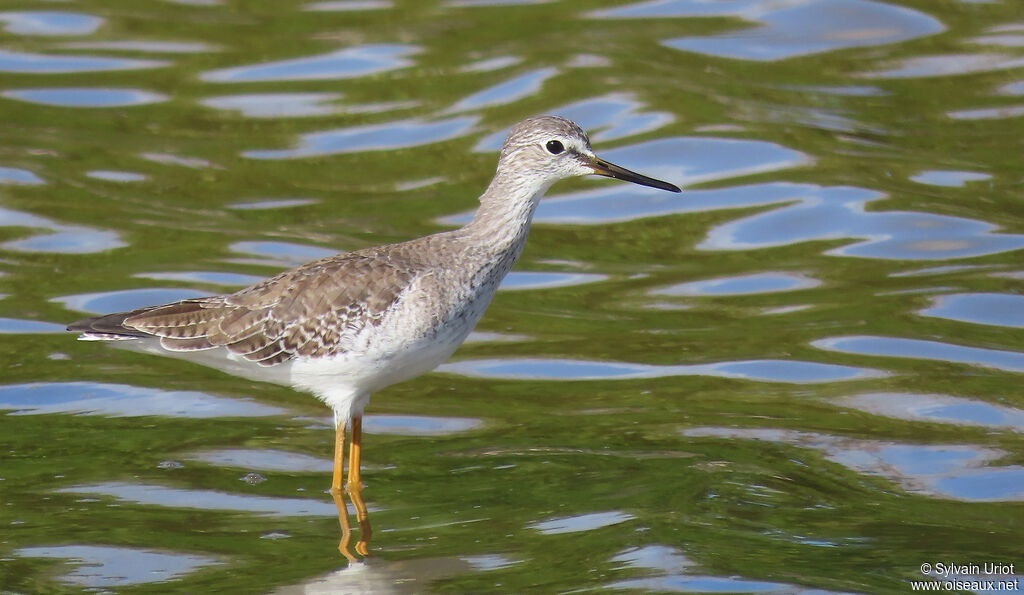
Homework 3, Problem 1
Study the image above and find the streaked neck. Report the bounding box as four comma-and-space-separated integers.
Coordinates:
459, 167, 552, 258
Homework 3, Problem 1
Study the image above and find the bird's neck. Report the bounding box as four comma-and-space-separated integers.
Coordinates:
458, 168, 552, 260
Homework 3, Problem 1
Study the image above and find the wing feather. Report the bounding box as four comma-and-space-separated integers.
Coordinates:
159, 336, 216, 352
69, 250, 420, 366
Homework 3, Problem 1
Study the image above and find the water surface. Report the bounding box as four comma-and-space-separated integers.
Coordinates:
1, 0, 1022, 593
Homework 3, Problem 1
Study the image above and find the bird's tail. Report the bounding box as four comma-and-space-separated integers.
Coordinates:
67, 309, 154, 340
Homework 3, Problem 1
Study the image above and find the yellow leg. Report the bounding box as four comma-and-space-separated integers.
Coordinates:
330, 420, 360, 559
347, 416, 362, 489
330, 416, 372, 559
331, 420, 346, 492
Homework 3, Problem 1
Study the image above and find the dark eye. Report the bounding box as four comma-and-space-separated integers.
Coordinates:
545, 140, 564, 155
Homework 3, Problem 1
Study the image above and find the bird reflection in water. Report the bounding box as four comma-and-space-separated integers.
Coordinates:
332, 484, 371, 561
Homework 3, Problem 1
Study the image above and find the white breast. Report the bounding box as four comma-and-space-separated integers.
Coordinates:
288, 271, 497, 422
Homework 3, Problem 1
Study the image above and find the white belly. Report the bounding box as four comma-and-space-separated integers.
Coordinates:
289, 331, 465, 419
288, 288, 488, 422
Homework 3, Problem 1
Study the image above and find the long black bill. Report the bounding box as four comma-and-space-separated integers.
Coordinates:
589, 156, 681, 193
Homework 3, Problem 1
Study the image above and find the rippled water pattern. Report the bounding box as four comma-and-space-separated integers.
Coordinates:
1, 0, 1022, 593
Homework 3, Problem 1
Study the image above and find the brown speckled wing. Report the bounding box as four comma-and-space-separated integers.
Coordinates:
118, 252, 417, 366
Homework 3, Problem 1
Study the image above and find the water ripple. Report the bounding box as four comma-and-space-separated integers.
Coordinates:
56, 482, 338, 516
567, 136, 809, 187
243, 115, 478, 159
608, 572, 853, 593
0, 317, 65, 334
0, 11, 103, 36
54, 288, 209, 314
0, 49, 165, 73
474, 92, 673, 149
188, 449, 333, 472
999, 80, 1024, 96
203, 92, 415, 119
555, 93, 675, 142
16, 545, 219, 587
56, 40, 216, 53
812, 335, 1024, 373
227, 198, 319, 210
200, 44, 418, 82
837, 392, 1024, 432
229, 241, 337, 267
439, 357, 883, 383
461, 554, 521, 570
85, 170, 147, 182
653, 271, 820, 297
862, 53, 1024, 78
140, 152, 218, 168
448, 67, 558, 112
529, 511, 634, 535
134, 270, 265, 287
607, 545, 846, 594
684, 427, 1024, 501
919, 293, 1024, 328
0, 382, 285, 418
699, 185, 1024, 260
364, 414, 482, 435
947, 104, 1024, 121
910, 170, 991, 187
201, 92, 342, 118
303, 0, 392, 10
446, 0, 553, 6
0, 166, 44, 185
611, 545, 694, 574
595, 0, 943, 61
3, 87, 167, 108
500, 271, 607, 291
4, 229, 125, 253
0, 206, 126, 254
461, 55, 522, 73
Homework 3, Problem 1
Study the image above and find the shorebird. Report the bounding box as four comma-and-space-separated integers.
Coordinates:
67, 115, 680, 498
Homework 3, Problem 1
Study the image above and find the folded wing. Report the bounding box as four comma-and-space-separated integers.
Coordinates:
67, 253, 416, 367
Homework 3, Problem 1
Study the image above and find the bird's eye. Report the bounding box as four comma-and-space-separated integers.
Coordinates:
545, 140, 564, 155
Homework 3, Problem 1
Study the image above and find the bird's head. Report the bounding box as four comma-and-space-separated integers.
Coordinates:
497, 115, 681, 194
